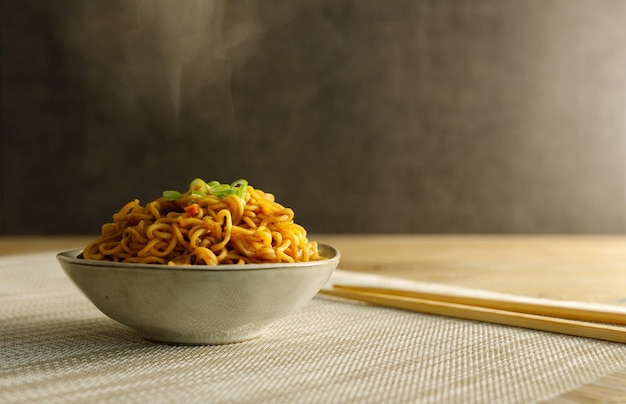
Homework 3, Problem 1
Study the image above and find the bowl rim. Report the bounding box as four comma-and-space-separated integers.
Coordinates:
56, 243, 340, 272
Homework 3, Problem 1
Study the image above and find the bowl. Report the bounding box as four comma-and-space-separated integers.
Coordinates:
56, 244, 339, 345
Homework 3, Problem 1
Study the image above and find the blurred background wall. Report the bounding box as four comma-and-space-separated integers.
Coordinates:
1, 0, 625, 235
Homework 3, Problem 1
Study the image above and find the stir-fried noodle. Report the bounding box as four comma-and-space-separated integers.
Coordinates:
83, 179, 321, 265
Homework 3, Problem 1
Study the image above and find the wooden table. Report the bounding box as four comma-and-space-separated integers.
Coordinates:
2, 234, 626, 306
317, 235, 626, 306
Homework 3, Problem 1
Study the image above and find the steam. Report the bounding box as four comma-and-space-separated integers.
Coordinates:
52, 0, 261, 134
132, 0, 261, 120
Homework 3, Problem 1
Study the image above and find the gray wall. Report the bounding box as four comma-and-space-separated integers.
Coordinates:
2, 0, 625, 235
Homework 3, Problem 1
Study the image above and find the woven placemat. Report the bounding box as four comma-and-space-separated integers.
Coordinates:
2, 252, 626, 403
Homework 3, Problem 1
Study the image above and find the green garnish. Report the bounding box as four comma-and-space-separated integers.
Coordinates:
162, 178, 248, 201
190, 178, 209, 196
209, 183, 231, 196
162, 190, 181, 201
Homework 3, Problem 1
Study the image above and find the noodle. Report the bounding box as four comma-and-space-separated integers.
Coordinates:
82, 181, 322, 265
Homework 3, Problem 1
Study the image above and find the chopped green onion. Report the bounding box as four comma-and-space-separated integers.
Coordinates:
163, 190, 181, 200
218, 189, 238, 197
189, 178, 209, 196
210, 184, 229, 192
231, 179, 248, 198
162, 178, 249, 201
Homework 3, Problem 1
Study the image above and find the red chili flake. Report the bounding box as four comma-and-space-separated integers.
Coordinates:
185, 204, 200, 216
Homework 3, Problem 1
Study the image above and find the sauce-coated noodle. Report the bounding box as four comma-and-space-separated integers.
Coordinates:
83, 185, 321, 265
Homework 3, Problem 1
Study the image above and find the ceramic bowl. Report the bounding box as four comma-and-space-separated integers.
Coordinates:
57, 244, 339, 345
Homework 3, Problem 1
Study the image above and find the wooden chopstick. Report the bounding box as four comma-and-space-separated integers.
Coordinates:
319, 286, 626, 344
331, 284, 626, 325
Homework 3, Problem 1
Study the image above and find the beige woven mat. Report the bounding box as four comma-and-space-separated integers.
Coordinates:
2, 252, 626, 403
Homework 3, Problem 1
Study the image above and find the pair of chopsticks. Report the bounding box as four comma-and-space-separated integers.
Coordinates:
319, 284, 626, 344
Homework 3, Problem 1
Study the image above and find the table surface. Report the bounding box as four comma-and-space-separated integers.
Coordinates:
2, 235, 626, 402
4, 234, 624, 305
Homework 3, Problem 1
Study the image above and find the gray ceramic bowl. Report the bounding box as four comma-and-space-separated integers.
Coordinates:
57, 244, 339, 344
